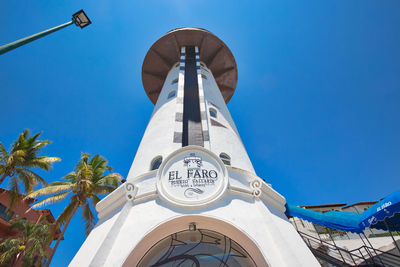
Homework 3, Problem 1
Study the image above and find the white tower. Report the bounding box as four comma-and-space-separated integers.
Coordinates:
70, 28, 319, 267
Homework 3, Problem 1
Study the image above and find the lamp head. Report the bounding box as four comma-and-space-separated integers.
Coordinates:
72, 10, 91, 29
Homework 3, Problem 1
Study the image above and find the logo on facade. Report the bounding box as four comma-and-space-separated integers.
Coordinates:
184, 153, 202, 169
168, 153, 219, 199
157, 147, 228, 207
368, 216, 377, 225
376, 201, 392, 212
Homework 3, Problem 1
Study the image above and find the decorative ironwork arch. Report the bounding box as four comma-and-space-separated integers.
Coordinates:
139, 229, 256, 266
122, 215, 269, 267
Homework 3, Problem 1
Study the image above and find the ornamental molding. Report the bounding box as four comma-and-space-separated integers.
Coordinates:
95, 154, 286, 218
250, 179, 262, 198
124, 183, 138, 201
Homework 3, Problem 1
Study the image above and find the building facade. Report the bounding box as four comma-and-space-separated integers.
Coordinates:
0, 188, 59, 266
70, 28, 319, 266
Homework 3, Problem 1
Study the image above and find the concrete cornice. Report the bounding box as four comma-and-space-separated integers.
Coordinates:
96, 166, 287, 219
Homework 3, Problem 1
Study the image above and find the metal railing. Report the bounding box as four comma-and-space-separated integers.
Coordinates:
298, 230, 400, 266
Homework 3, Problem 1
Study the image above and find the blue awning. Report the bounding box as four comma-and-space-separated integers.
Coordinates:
359, 190, 400, 232
286, 190, 400, 234
285, 204, 363, 233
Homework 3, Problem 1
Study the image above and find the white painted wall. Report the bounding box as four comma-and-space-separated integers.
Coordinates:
126, 64, 181, 180
71, 192, 319, 267
200, 63, 255, 174
71, 48, 319, 266
71, 163, 319, 267
126, 62, 255, 181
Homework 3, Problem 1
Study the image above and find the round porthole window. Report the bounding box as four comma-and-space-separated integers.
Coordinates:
167, 91, 176, 99
219, 153, 231, 166
150, 156, 163, 171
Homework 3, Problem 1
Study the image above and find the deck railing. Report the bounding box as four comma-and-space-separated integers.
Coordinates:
298, 230, 400, 266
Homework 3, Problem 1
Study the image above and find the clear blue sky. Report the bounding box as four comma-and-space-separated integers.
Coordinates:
1, 1, 399, 265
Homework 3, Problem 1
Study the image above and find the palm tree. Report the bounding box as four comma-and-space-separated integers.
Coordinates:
0, 129, 60, 204
27, 153, 121, 267
0, 218, 50, 267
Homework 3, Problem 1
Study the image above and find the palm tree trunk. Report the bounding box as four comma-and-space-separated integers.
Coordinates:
10, 252, 18, 267
45, 204, 78, 267
13, 251, 24, 267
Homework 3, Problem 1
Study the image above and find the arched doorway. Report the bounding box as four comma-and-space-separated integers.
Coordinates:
138, 228, 255, 266
123, 215, 268, 266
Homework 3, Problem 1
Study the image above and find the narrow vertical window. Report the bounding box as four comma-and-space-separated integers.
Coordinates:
182, 46, 203, 147
219, 153, 231, 166
171, 78, 179, 84
168, 91, 176, 99
150, 156, 163, 170
209, 108, 217, 119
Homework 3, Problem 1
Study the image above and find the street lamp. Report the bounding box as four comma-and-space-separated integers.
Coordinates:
0, 9, 91, 55
72, 10, 92, 29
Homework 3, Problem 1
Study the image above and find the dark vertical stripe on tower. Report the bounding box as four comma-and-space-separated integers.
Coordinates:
182, 46, 204, 147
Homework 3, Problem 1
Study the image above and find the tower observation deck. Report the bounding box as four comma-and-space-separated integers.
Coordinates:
70, 28, 319, 267
142, 28, 237, 104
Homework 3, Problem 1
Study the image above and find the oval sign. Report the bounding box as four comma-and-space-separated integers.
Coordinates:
157, 146, 228, 208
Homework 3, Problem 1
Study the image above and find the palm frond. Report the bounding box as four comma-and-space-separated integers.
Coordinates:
11, 150, 26, 164
20, 168, 48, 186
0, 142, 9, 159
62, 171, 77, 182
8, 177, 21, 209
44, 181, 71, 186
31, 140, 51, 150
56, 198, 79, 227
93, 185, 116, 195
33, 156, 61, 163
26, 182, 73, 198
82, 202, 95, 236
90, 154, 114, 182
29, 131, 42, 142
0, 218, 50, 266
15, 168, 34, 193
24, 156, 60, 171
0, 239, 20, 265
9, 218, 28, 232
97, 173, 121, 188
11, 129, 28, 153
25, 223, 49, 260
31, 191, 70, 208
12, 149, 26, 157
92, 195, 101, 207
78, 163, 93, 181
89, 154, 106, 170
76, 153, 90, 171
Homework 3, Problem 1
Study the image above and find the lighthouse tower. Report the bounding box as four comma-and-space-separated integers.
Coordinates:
70, 28, 319, 267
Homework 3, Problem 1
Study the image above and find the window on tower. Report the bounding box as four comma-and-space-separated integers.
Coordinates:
219, 153, 231, 166
209, 108, 217, 119
167, 91, 176, 99
171, 78, 179, 84
201, 74, 207, 80
150, 156, 163, 171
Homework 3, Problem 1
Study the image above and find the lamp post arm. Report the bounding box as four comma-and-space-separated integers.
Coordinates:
0, 20, 74, 55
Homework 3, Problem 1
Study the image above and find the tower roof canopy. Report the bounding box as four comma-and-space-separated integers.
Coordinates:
142, 28, 238, 104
